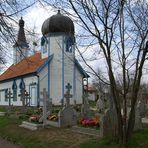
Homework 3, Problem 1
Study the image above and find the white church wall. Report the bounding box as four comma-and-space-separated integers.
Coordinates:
49, 35, 63, 105
38, 65, 48, 103
0, 76, 38, 106
0, 81, 13, 106
64, 52, 74, 104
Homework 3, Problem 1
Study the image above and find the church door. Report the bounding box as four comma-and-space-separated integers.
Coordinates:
30, 85, 37, 106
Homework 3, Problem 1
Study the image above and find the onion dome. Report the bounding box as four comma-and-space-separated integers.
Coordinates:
42, 10, 74, 35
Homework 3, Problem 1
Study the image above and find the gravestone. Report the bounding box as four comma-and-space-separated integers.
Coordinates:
96, 96, 105, 113
39, 88, 52, 127
137, 99, 145, 116
134, 105, 142, 131
81, 92, 90, 118
58, 83, 77, 127
100, 108, 118, 137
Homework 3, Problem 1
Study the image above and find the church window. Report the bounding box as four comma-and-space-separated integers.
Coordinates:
19, 79, 25, 101
12, 80, 17, 101
65, 36, 74, 53
42, 43, 47, 54
19, 79, 25, 90
5, 89, 8, 102
41, 36, 48, 54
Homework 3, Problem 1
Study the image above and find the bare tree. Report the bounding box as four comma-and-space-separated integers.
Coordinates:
0, 0, 37, 70
43, 0, 148, 144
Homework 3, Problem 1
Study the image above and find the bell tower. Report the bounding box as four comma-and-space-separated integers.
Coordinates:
13, 17, 29, 64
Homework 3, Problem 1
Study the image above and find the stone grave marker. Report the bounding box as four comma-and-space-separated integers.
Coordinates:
39, 88, 52, 127
100, 108, 118, 137
137, 99, 145, 116
58, 83, 77, 127
81, 92, 90, 118
96, 96, 105, 113
134, 104, 142, 131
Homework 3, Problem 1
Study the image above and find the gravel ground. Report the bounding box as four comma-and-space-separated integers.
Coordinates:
0, 138, 23, 148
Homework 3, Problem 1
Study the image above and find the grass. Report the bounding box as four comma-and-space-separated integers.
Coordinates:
88, 100, 97, 108
0, 113, 148, 148
0, 107, 7, 112
80, 124, 148, 148
0, 116, 92, 148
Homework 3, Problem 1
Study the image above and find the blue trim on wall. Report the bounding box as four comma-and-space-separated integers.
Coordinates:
37, 77, 40, 107
36, 54, 53, 73
73, 45, 76, 101
62, 35, 65, 106
48, 37, 50, 99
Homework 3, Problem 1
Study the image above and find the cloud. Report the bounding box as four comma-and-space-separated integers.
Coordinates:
23, 2, 54, 34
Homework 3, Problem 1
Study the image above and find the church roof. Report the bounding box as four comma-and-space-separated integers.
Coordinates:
42, 10, 74, 35
0, 53, 47, 82
0, 52, 89, 82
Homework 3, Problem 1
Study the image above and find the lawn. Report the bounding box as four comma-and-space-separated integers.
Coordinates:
0, 116, 93, 148
80, 124, 148, 148
0, 116, 148, 148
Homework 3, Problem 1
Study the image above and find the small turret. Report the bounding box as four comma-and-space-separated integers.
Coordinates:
13, 17, 29, 64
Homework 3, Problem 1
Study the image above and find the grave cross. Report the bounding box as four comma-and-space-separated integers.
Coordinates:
25, 92, 31, 106
18, 89, 26, 106
18, 90, 31, 106
6, 89, 13, 106
40, 88, 51, 127
66, 83, 72, 93
6, 89, 13, 113
64, 83, 72, 107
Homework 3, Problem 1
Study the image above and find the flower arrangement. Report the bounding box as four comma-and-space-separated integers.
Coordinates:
48, 115, 58, 121
29, 115, 40, 122
79, 117, 100, 127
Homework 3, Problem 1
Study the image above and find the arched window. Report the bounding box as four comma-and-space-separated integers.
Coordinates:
12, 80, 17, 101
19, 79, 25, 90
41, 36, 48, 54
65, 36, 75, 53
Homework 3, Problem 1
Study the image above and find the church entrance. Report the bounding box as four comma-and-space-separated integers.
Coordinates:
30, 85, 37, 106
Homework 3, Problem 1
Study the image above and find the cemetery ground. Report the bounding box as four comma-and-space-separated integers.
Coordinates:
0, 105, 148, 148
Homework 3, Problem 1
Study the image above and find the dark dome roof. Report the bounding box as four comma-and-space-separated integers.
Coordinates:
42, 10, 74, 35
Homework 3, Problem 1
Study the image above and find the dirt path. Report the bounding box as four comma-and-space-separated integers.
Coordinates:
0, 137, 23, 148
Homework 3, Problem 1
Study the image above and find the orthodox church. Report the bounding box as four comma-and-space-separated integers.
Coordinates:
0, 11, 89, 106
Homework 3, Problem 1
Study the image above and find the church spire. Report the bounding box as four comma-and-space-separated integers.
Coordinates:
13, 17, 29, 65
14, 17, 28, 48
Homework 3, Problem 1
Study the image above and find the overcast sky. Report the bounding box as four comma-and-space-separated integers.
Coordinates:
2, 1, 148, 84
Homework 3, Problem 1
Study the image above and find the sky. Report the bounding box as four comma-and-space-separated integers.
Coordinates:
13, 2, 104, 82
2, 1, 148, 84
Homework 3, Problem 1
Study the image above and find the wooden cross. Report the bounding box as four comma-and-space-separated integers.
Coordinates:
25, 92, 31, 106
18, 89, 26, 106
6, 89, 13, 107
64, 83, 72, 107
